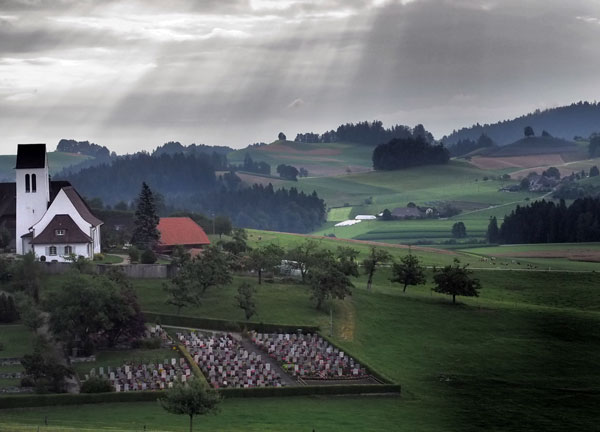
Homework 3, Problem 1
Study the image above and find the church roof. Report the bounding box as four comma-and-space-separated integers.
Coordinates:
15, 144, 47, 169
62, 186, 103, 227
30, 214, 93, 244
157, 217, 210, 247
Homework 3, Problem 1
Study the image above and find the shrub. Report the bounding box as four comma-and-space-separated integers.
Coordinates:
81, 377, 113, 393
141, 249, 157, 264
131, 337, 162, 349
93, 253, 105, 261
0, 293, 19, 323
128, 247, 140, 263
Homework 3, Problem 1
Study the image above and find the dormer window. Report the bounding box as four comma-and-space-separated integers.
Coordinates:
55, 229, 65, 236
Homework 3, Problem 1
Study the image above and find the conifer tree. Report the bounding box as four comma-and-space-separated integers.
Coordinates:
486, 216, 500, 243
131, 182, 160, 249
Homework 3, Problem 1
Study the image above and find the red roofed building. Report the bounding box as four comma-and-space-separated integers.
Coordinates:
156, 217, 210, 254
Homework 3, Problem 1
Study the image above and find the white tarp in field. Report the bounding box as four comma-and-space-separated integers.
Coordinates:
335, 219, 362, 227
355, 215, 376, 220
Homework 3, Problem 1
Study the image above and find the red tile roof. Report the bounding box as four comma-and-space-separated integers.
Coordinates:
157, 217, 210, 247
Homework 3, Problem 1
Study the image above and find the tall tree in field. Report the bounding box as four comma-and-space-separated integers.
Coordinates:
235, 282, 256, 320
159, 380, 221, 432
451, 221, 467, 238
287, 240, 321, 283
131, 182, 160, 249
307, 254, 353, 310
336, 246, 360, 277
247, 244, 284, 284
391, 253, 426, 293
486, 216, 500, 243
433, 259, 481, 304
362, 247, 391, 292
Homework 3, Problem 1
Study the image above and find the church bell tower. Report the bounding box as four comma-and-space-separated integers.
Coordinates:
15, 144, 50, 254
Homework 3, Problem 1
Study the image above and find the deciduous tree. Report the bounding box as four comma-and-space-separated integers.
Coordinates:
159, 380, 221, 432
235, 282, 256, 320
391, 253, 426, 293
247, 244, 284, 284
362, 247, 391, 292
433, 259, 481, 304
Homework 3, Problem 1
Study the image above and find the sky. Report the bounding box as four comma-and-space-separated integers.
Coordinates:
1, 0, 600, 154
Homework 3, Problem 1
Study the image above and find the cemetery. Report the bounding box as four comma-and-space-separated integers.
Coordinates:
73, 324, 386, 394
250, 331, 380, 385
175, 330, 287, 389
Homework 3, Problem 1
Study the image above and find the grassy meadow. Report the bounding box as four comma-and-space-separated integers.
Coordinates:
0, 152, 93, 180
3, 262, 600, 431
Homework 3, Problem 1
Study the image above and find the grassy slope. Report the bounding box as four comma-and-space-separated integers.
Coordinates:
0, 152, 93, 180
5, 266, 600, 431
227, 140, 374, 174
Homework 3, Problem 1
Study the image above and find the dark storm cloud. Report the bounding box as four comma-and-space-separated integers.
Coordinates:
1, 0, 600, 153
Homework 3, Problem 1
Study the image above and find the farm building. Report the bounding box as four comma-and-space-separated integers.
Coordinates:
391, 207, 424, 219
156, 217, 210, 255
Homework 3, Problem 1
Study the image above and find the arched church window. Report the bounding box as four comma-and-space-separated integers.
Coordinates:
25, 174, 30, 193
31, 174, 36, 192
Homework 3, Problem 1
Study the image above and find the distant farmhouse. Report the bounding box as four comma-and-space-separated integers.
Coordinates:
390, 207, 424, 219
0, 144, 102, 261
156, 217, 210, 255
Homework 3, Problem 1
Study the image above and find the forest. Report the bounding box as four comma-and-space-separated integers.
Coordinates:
372, 136, 450, 170
443, 101, 600, 146
294, 121, 434, 146
499, 197, 600, 243
59, 151, 325, 233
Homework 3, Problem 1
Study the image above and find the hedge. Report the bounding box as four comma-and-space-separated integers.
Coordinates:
0, 384, 400, 409
176, 343, 209, 387
219, 384, 401, 398
143, 312, 319, 334
0, 391, 162, 409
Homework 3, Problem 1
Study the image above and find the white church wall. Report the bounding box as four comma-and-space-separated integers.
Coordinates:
33, 243, 91, 263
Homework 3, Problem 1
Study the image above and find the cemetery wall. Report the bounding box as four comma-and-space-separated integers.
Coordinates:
143, 311, 320, 334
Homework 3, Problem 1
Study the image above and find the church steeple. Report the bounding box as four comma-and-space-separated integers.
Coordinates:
15, 144, 50, 254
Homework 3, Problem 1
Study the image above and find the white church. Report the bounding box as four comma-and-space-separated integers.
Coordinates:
0, 144, 102, 262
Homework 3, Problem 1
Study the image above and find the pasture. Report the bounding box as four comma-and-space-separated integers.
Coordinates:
3, 265, 600, 431
0, 152, 93, 180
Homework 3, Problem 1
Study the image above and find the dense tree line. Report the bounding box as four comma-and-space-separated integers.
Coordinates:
443, 101, 600, 146
295, 121, 434, 146
199, 184, 326, 233
276, 164, 299, 181
234, 154, 271, 175
152, 141, 232, 157
56, 139, 113, 159
60, 152, 224, 204
372, 136, 450, 170
499, 198, 600, 243
448, 134, 495, 157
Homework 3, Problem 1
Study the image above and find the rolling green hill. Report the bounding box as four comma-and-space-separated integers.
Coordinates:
0, 152, 93, 181
228, 140, 374, 177
486, 136, 581, 157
